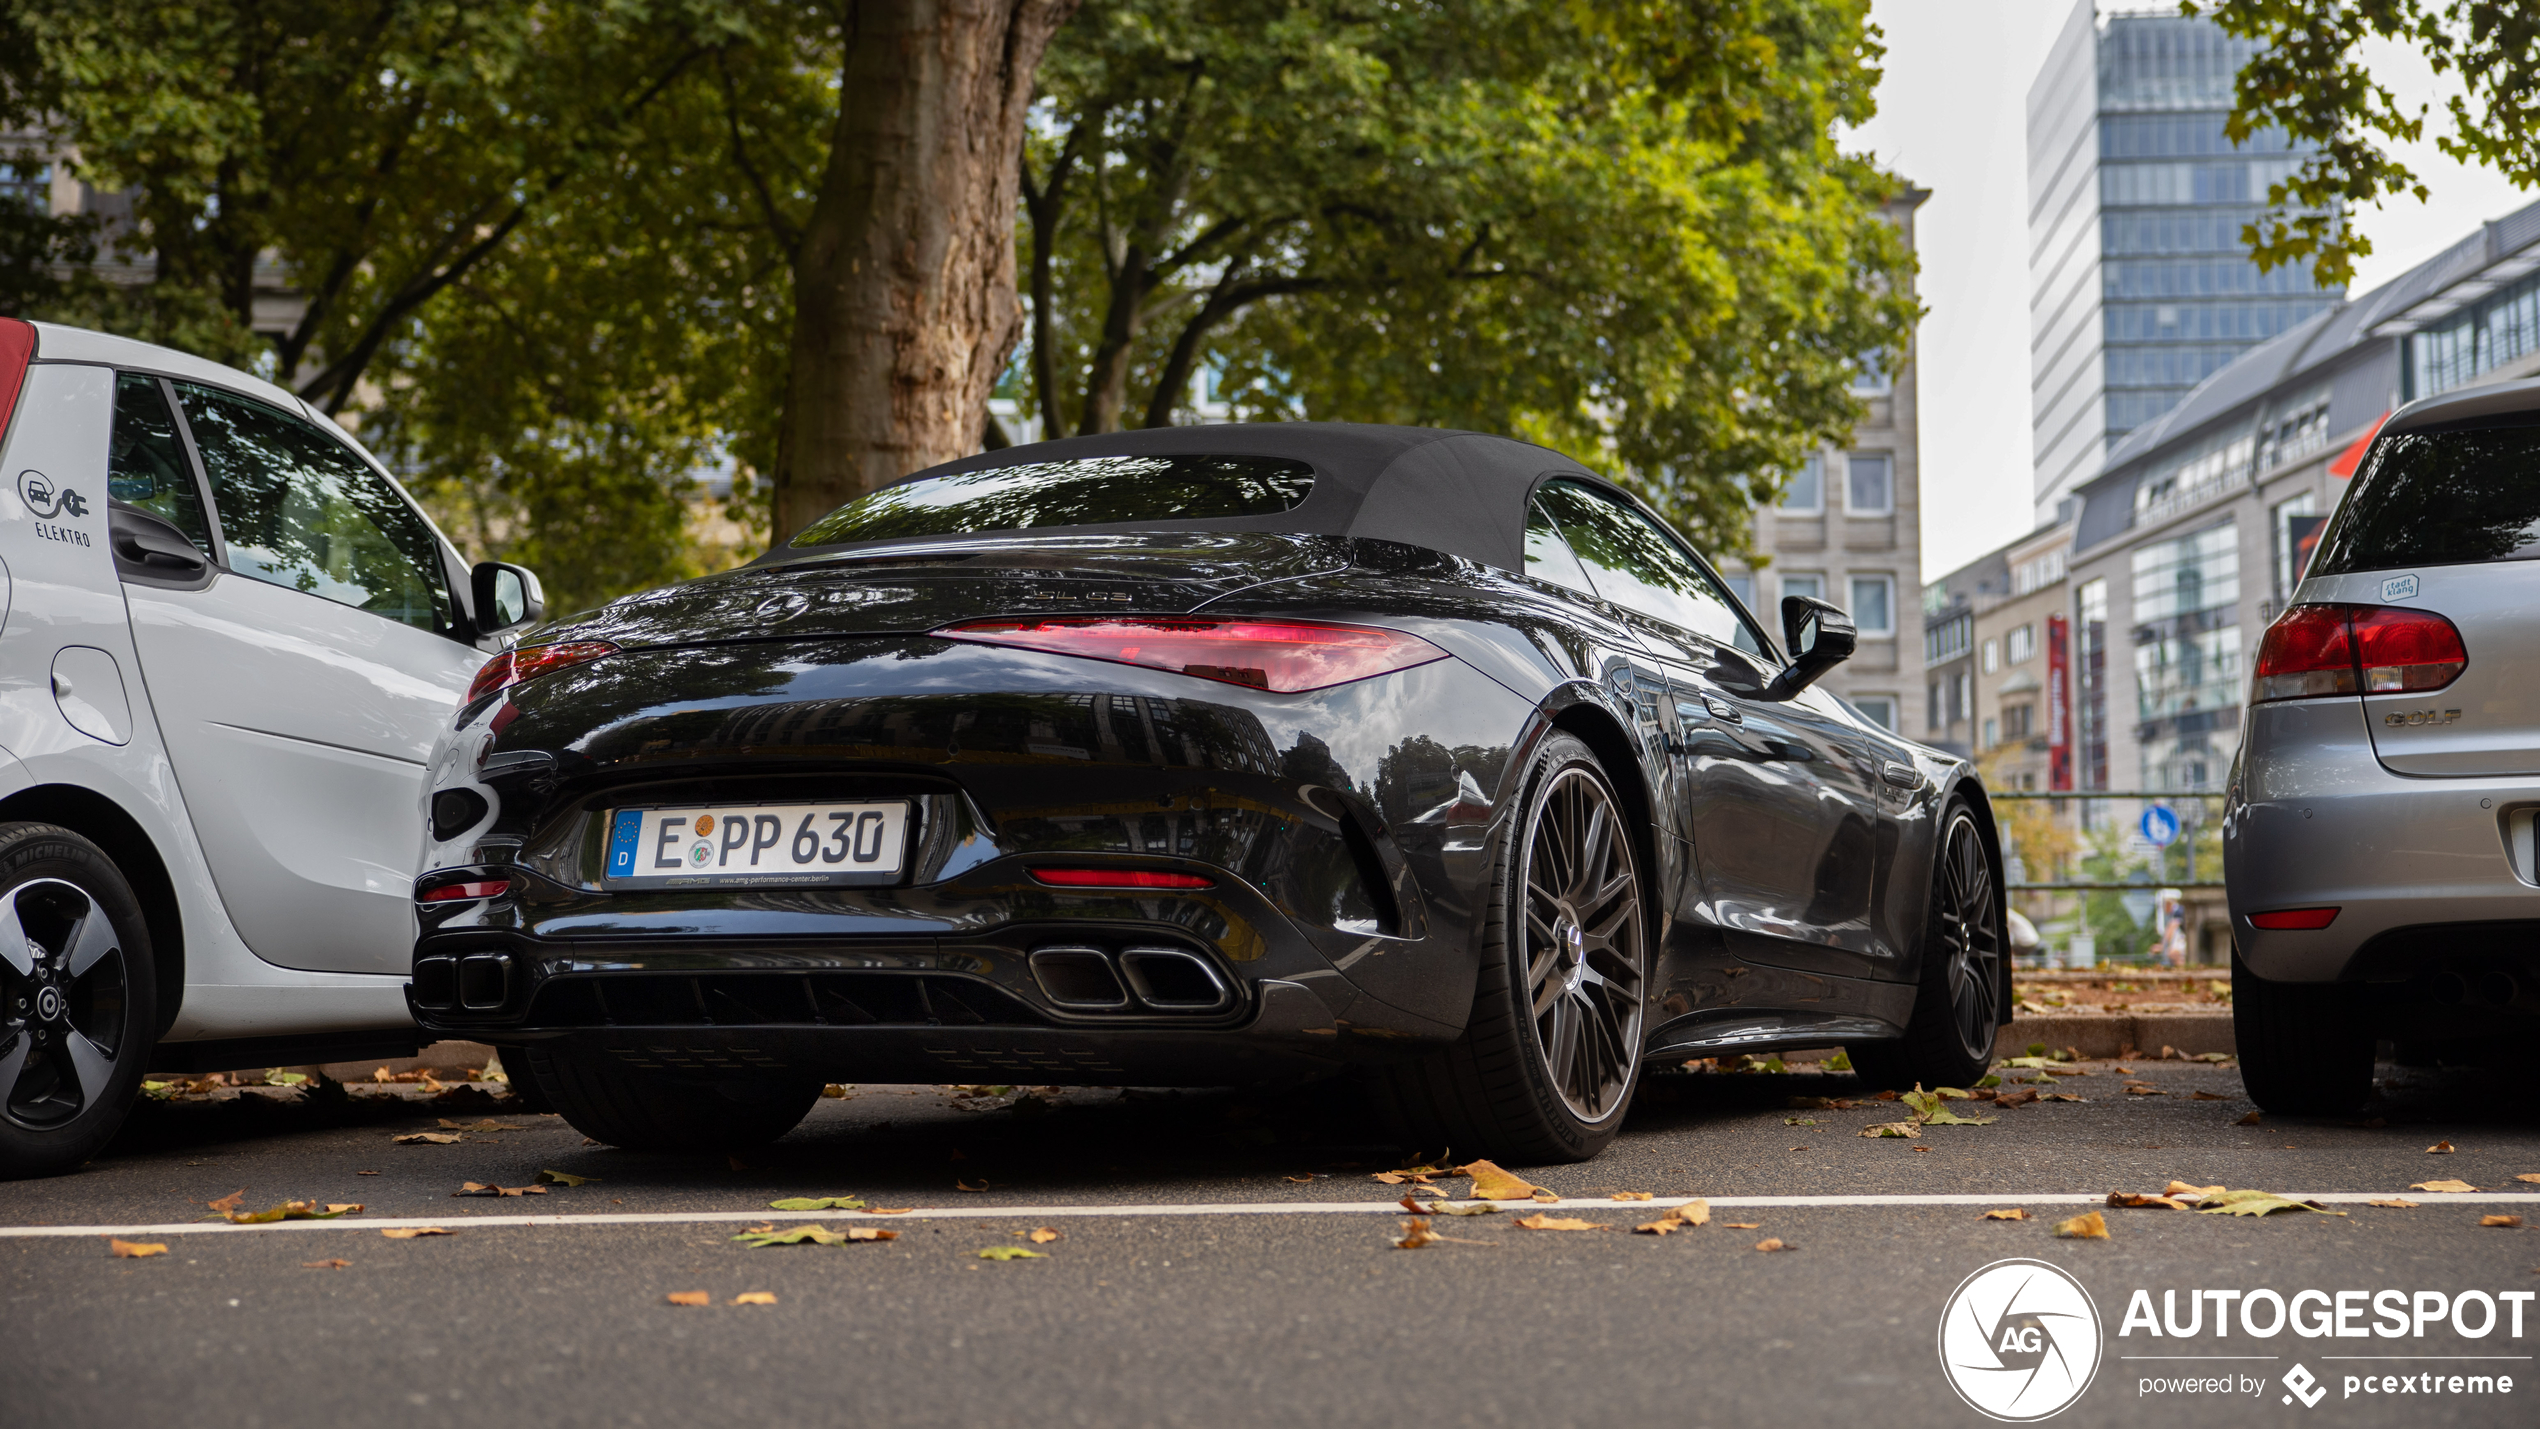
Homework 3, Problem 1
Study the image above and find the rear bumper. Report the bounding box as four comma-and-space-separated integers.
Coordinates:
2227, 697, 2540, 983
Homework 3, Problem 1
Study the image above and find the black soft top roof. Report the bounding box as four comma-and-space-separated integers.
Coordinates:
847, 422, 1615, 573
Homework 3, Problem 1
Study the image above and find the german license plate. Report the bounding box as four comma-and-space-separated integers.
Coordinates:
602, 801, 912, 888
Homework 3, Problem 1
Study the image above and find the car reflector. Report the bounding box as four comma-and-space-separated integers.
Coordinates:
933, 616, 1447, 693
467, 640, 619, 705
2252, 603, 2462, 702
1029, 868, 1215, 890
2248, 906, 2338, 930
419, 879, 512, 903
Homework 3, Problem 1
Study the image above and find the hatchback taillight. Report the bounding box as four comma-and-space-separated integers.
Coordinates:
2252, 603, 2464, 703
467, 641, 619, 705
933, 616, 1447, 693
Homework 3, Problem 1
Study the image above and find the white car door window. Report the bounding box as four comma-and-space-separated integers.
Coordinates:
123, 381, 480, 976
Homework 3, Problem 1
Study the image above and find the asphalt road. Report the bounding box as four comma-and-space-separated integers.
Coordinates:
7, 1056, 2540, 1428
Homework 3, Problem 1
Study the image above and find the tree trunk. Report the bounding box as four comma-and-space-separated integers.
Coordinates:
773, 0, 1079, 543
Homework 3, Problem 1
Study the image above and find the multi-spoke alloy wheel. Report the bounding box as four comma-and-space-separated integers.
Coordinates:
1518, 765, 1646, 1122
1368, 732, 1648, 1163
1849, 801, 2004, 1090
0, 878, 132, 1129
0, 824, 154, 1179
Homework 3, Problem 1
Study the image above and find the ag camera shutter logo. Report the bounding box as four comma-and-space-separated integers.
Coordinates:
1939, 1258, 2103, 1420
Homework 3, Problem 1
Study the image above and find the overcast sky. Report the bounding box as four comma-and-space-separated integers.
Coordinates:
1846, 0, 2537, 579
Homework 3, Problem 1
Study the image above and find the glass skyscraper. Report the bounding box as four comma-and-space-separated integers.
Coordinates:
2028, 2, 2342, 523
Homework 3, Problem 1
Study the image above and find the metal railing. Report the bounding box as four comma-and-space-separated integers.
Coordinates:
1990, 788, 2223, 891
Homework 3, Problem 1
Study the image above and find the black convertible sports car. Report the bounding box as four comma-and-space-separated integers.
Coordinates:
410, 424, 2006, 1162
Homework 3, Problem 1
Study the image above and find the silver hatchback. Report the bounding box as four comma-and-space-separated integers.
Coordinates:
2226, 377, 2540, 1113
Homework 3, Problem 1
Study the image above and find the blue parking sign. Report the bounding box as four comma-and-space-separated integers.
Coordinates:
608, 809, 643, 877
2139, 804, 2179, 848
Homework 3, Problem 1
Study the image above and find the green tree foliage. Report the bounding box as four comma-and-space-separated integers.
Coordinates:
2185, 0, 2540, 287
1021, 0, 1918, 560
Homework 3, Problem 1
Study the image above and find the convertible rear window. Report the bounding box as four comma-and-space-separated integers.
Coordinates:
789, 455, 1314, 548
2311, 425, 2540, 575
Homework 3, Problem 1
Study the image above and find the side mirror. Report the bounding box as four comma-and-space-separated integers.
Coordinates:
471, 561, 544, 638
1765, 594, 1856, 701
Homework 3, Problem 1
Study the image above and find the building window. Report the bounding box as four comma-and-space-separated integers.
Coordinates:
0, 160, 48, 214
1952, 671, 1972, 724
2004, 703, 2034, 739
1925, 609, 1971, 662
2130, 520, 2241, 791
2007, 623, 2037, 664
1780, 455, 1823, 512
2270, 491, 2322, 600
1849, 575, 1895, 636
2013, 549, 2067, 594
2076, 577, 2109, 791
1850, 354, 1892, 394
1846, 453, 1893, 516
1982, 716, 1999, 750
1926, 681, 1942, 732
1981, 638, 2000, 674
1853, 695, 1896, 731
1781, 572, 1824, 603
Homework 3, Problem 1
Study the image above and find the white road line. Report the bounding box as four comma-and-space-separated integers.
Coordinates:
7, 1191, 2538, 1240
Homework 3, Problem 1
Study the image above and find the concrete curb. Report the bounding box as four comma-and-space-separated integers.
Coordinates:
1998, 1011, 2233, 1060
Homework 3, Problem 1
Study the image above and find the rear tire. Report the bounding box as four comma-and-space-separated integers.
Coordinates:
1848, 800, 2003, 1091
0, 823, 157, 1180
1370, 732, 1648, 1164
2232, 949, 2373, 1116
522, 1043, 819, 1154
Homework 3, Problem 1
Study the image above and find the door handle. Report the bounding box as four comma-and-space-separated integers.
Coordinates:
1880, 760, 1921, 790
1701, 695, 1742, 724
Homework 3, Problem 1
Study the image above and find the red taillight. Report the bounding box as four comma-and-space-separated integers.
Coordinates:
2248, 906, 2338, 931
419, 878, 511, 903
0, 318, 34, 451
467, 641, 619, 705
2252, 604, 2462, 702
1029, 868, 1215, 890
934, 616, 1447, 693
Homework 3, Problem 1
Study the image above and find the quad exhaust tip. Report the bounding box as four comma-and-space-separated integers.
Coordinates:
1029, 944, 1231, 1014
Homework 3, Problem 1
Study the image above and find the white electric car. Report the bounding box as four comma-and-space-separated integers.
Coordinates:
0, 319, 539, 1178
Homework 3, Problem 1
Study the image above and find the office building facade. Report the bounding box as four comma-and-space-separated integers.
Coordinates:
2029, 1, 2343, 524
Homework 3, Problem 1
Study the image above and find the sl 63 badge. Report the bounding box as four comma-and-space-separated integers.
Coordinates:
2385, 708, 2461, 727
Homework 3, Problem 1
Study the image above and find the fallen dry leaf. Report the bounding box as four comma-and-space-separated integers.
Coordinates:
454, 1182, 547, 1198
1676, 1199, 1711, 1226
2482, 1216, 2525, 1229
1861, 1120, 1921, 1138
2165, 1180, 2225, 1199
2115, 1065, 2135, 1075
1027, 1228, 1061, 1244
2125, 1084, 2163, 1097
301, 1258, 351, 1270
439, 1118, 519, 1133
2367, 1198, 2417, 1209
864, 1207, 914, 1215
2428, 1140, 2456, 1154
206, 1190, 245, 1216
666, 1291, 710, 1307
2413, 1179, 2478, 1194
1992, 1090, 2038, 1110
1610, 1191, 1654, 1201
1458, 1159, 1553, 1201
1753, 1237, 1792, 1252
2190, 1091, 2231, 1101
1981, 1209, 2031, 1221
109, 1239, 167, 1258
392, 1132, 462, 1146
537, 1169, 596, 1187
1283, 1175, 1316, 1184
954, 1179, 989, 1193
769, 1196, 865, 1212
2054, 1211, 2109, 1239
1395, 1216, 1438, 1249
379, 1227, 454, 1239
2199, 1190, 2345, 1218
2236, 1111, 2263, 1125
2107, 1193, 2189, 1210
1513, 1213, 1607, 1231
843, 1226, 897, 1242
2041, 1092, 2085, 1102
1723, 1221, 1762, 1230
2517, 1174, 2540, 1185
1633, 1211, 1689, 1235
1429, 1200, 1498, 1216
976, 1246, 1044, 1261
224, 1200, 361, 1224
733, 1291, 778, 1304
